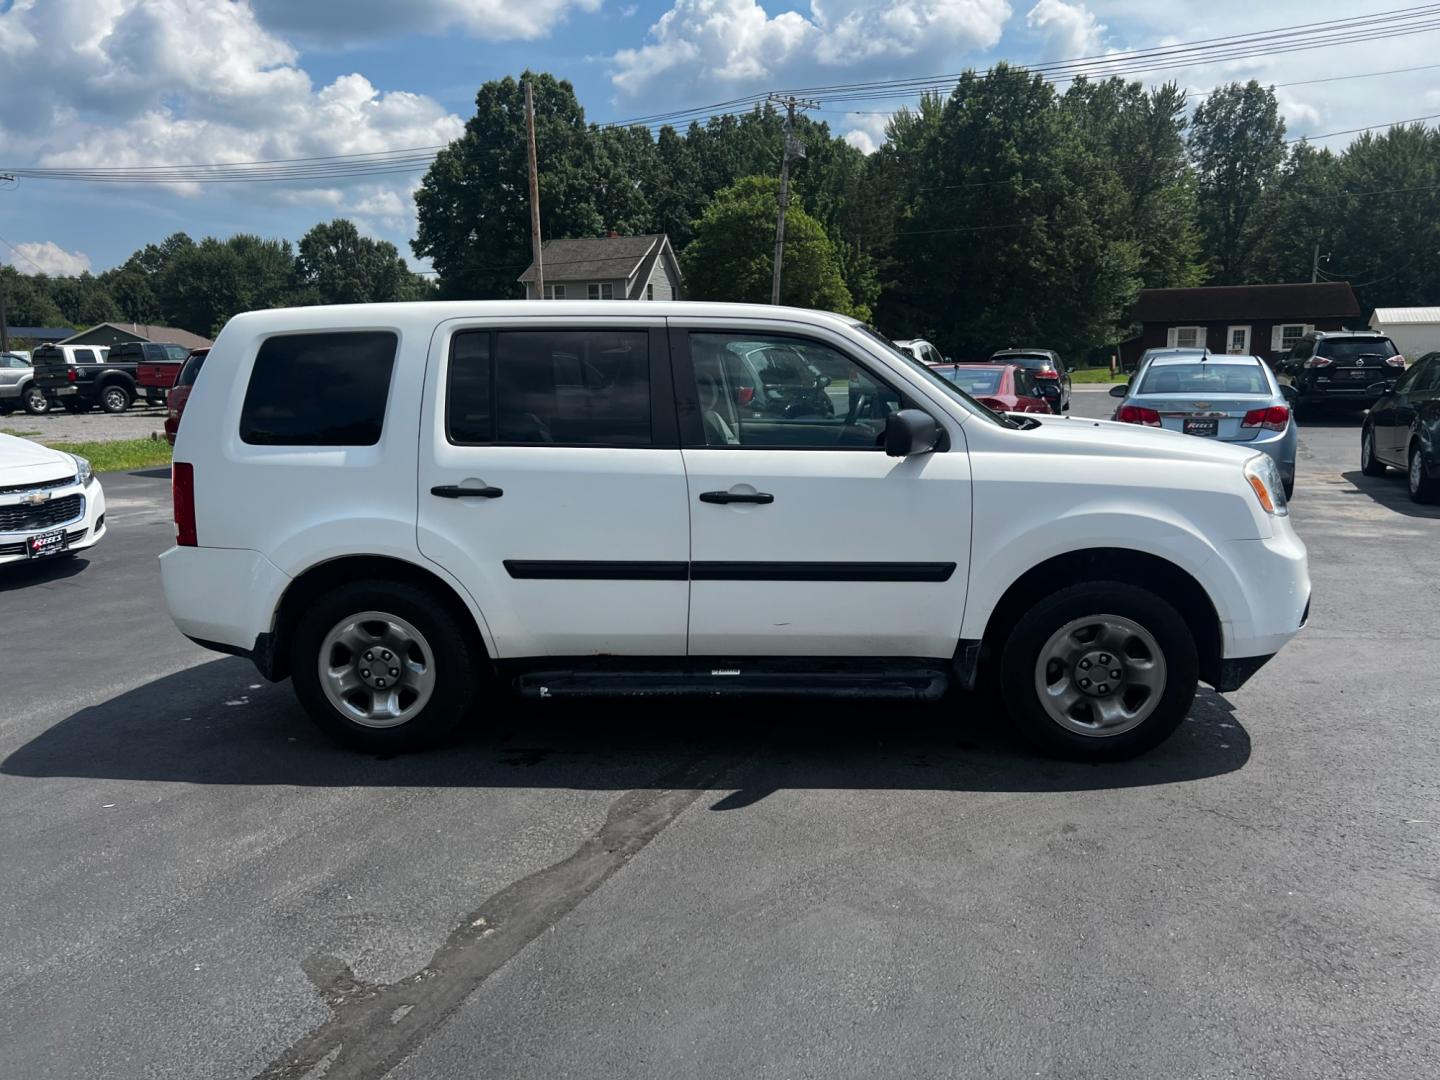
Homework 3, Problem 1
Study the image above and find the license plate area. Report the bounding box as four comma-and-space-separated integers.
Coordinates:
1182, 417, 1219, 437
57, 386, 78, 395
27, 530, 68, 558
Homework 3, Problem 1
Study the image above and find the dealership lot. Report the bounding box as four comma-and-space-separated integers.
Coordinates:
2, 390, 1438, 1079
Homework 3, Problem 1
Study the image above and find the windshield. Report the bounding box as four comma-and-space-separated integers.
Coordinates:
855, 326, 1015, 427
1138, 362, 1269, 395
935, 367, 1003, 395
1318, 339, 1397, 361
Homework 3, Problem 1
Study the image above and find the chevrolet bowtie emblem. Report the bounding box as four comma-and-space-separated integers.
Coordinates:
20, 492, 51, 506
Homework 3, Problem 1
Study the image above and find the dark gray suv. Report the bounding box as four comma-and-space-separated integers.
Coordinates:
1281, 331, 1406, 413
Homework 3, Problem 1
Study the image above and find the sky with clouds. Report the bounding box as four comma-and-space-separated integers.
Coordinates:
1, 0, 1438, 278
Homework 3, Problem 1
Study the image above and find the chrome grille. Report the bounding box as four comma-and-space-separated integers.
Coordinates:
0, 494, 84, 533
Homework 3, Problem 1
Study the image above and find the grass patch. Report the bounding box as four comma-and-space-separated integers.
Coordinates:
1, 427, 42, 438
47, 437, 172, 473
1071, 368, 1124, 383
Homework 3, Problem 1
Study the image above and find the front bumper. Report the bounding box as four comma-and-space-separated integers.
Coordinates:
0, 478, 107, 567
1216, 517, 1310, 662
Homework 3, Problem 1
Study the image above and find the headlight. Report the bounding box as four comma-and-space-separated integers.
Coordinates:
72, 454, 93, 487
1244, 454, 1287, 516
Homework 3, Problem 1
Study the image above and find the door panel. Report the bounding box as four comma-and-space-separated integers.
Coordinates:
673, 324, 971, 658
418, 320, 690, 658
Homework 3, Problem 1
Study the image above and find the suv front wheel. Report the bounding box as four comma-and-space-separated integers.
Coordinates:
999, 581, 1198, 761
290, 580, 483, 751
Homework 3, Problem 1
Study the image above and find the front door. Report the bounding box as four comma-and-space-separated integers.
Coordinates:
1377, 358, 1427, 464
418, 318, 691, 657
671, 323, 972, 658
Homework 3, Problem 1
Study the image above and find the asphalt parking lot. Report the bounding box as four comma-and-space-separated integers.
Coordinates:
3, 388, 1438, 1079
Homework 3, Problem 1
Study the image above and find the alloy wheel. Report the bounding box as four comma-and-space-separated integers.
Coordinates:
318, 610, 437, 728
1033, 614, 1167, 737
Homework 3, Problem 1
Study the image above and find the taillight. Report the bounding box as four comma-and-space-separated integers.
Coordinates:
736, 386, 755, 406
1033, 369, 1059, 379
1304, 356, 1333, 368
66, 367, 78, 383
1117, 404, 1162, 426
172, 461, 197, 547
1242, 405, 1290, 432
1385, 355, 1407, 368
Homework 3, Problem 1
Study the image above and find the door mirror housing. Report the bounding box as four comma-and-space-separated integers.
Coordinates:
885, 409, 940, 457
1108, 383, 1129, 398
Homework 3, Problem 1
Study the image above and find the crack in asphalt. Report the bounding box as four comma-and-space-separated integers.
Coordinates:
254, 753, 736, 1080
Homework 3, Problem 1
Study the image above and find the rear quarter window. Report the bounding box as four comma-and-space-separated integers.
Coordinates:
240, 331, 398, 446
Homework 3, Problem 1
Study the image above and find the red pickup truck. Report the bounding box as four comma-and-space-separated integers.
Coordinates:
112, 341, 191, 405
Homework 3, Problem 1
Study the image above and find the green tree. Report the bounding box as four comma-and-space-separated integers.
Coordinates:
413, 71, 621, 299
158, 234, 296, 336
1189, 81, 1286, 283
1247, 141, 1343, 285
296, 218, 419, 304
0, 265, 67, 327
681, 176, 861, 317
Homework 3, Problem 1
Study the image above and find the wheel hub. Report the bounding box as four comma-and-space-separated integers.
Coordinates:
356, 646, 402, 690
1034, 614, 1168, 738
318, 610, 436, 728
1073, 650, 1126, 697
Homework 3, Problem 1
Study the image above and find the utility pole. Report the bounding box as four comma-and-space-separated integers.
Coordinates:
1310, 234, 1328, 283
0, 174, 12, 353
767, 93, 819, 305
524, 81, 545, 299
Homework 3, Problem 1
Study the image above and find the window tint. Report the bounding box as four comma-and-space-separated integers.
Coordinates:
73, 348, 98, 364
176, 351, 206, 386
1316, 338, 1397, 361
240, 331, 397, 446
446, 329, 652, 446
1411, 359, 1440, 393
690, 332, 900, 449
1139, 362, 1268, 395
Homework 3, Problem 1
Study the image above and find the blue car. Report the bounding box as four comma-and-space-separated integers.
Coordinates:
1109, 352, 1299, 498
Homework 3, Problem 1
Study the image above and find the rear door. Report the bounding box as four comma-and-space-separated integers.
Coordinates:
672, 320, 971, 658
417, 316, 691, 658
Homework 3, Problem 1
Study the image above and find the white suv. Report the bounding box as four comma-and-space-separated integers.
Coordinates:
160, 302, 1309, 759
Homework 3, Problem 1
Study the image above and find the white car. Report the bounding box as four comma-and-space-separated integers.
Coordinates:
0, 433, 107, 566
161, 302, 1309, 759
893, 338, 947, 366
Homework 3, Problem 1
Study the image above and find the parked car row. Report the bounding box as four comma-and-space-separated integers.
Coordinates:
7, 340, 194, 415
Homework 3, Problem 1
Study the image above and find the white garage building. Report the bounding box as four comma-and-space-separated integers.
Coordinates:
1369, 307, 1440, 362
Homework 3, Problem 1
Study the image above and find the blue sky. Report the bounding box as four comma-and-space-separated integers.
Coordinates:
2, 0, 1438, 279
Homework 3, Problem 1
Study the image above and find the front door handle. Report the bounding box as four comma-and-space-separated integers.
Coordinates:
699, 490, 774, 505
431, 484, 503, 499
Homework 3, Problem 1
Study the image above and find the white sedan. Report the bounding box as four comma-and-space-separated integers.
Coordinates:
0, 432, 107, 566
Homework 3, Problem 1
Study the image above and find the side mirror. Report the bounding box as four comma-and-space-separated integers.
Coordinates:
944, 356, 953, 364
1279, 383, 1299, 403
1366, 380, 1397, 396
885, 409, 940, 457
815, 374, 832, 389
1108, 383, 1128, 398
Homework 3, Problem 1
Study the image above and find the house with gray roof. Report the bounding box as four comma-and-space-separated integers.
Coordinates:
517, 233, 683, 301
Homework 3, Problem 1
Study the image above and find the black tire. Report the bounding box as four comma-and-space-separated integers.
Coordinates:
1408, 442, 1439, 504
289, 579, 484, 752
998, 581, 1198, 761
1360, 425, 1387, 476
21, 383, 50, 415
99, 383, 133, 413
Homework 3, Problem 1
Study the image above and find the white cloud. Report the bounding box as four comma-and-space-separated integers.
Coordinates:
611, 0, 1011, 100
0, 0, 463, 235
251, 0, 602, 43
843, 129, 878, 154
2, 241, 92, 276
1025, 0, 1103, 58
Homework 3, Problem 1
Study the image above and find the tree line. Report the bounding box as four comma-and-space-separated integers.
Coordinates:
6, 66, 1438, 360
1, 219, 433, 340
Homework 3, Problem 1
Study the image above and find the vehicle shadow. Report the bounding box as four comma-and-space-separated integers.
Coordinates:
128, 466, 172, 480
2, 658, 1251, 799
0, 554, 91, 592
1339, 469, 1440, 519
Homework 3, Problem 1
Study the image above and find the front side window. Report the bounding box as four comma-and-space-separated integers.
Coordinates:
1409, 358, 1440, 393
165, 344, 190, 362
446, 328, 651, 446
240, 331, 397, 446
587, 283, 614, 301
689, 332, 899, 449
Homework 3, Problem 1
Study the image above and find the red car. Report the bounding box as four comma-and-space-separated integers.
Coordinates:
164, 349, 208, 445
930, 362, 1055, 414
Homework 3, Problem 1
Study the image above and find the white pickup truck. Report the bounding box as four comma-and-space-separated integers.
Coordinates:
160, 301, 1309, 760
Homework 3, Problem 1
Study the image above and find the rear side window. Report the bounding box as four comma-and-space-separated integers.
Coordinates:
74, 348, 99, 364
240, 331, 397, 446
446, 328, 651, 446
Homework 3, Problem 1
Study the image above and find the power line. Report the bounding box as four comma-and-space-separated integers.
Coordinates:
0, 232, 53, 275
1287, 111, 1440, 142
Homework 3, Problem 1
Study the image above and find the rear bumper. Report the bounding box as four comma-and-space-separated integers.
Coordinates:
160, 545, 291, 659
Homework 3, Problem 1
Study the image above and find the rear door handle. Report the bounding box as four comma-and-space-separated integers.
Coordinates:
699, 491, 774, 504
431, 484, 503, 499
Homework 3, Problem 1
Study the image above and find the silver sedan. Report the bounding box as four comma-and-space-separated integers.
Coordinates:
1109, 353, 1299, 497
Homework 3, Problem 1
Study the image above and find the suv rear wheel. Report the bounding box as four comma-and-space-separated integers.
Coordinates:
999, 581, 1198, 761
290, 580, 483, 752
